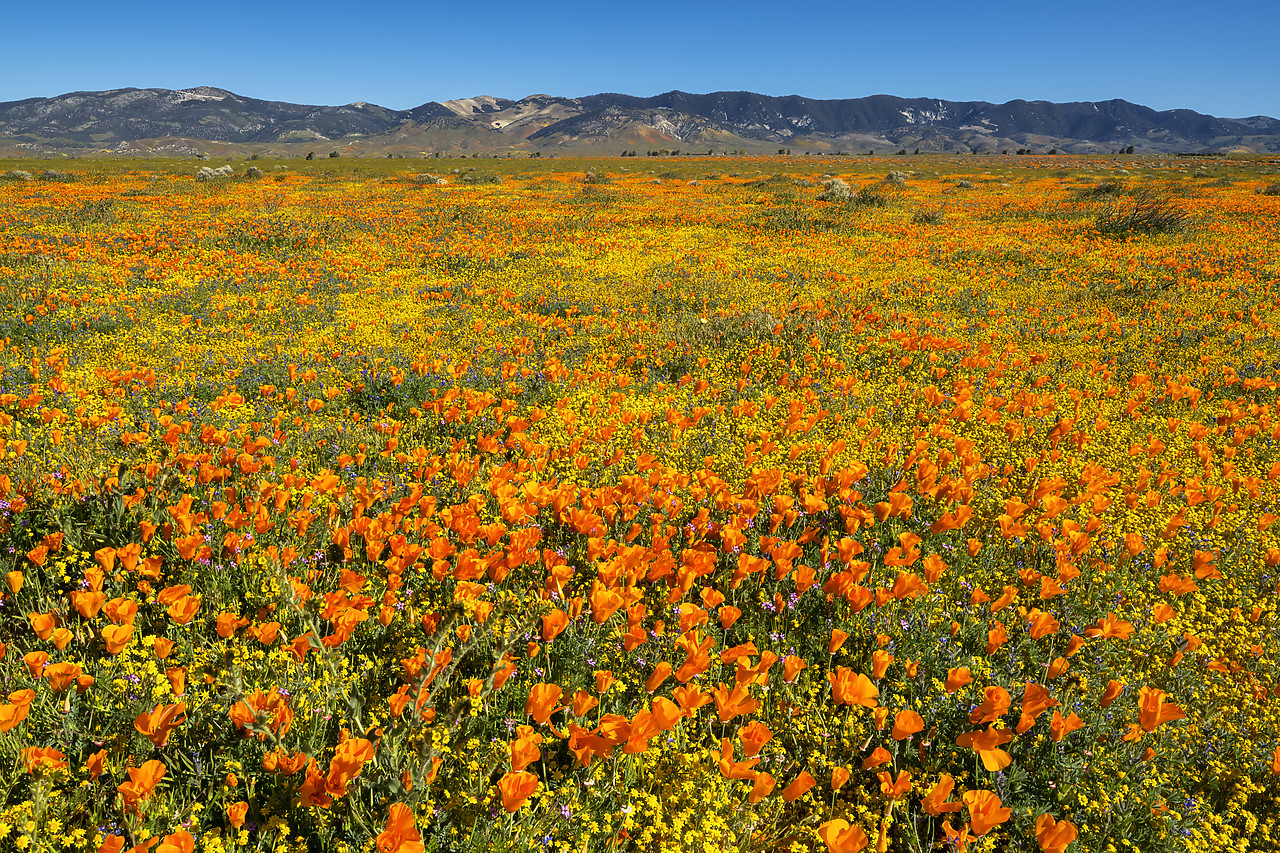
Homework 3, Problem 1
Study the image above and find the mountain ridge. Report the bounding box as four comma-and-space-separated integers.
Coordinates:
1, 86, 1277, 155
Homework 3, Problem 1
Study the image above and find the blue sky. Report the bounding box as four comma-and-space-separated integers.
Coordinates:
4, 0, 1278, 118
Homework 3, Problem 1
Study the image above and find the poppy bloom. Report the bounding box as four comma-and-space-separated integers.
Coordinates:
718, 738, 760, 780
892, 709, 924, 740
861, 746, 892, 770
1137, 686, 1185, 732
227, 801, 249, 829
134, 702, 187, 748
956, 726, 1015, 771
749, 772, 776, 804
946, 667, 973, 693
922, 774, 963, 816
376, 802, 425, 853
525, 683, 563, 724
117, 760, 167, 814
830, 667, 878, 708
878, 770, 911, 799
1035, 813, 1078, 853
783, 654, 807, 683
1016, 682, 1058, 734
781, 770, 817, 802
871, 650, 894, 679
510, 726, 542, 771
816, 819, 869, 853
962, 789, 1012, 836
831, 766, 851, 791
1050, 710, 1084, 742
738, 721, 773, 757
23, 746, 67, 774
44, 661, 83, 693
969, 686, 1011, 724
156, 830, 194, 853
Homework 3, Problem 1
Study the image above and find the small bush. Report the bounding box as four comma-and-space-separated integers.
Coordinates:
1077, 181, 1123, 198
195, 165, 235, 182
1094, 191, 1190, 237
1, 170, 33, 182
912, 208, 944, 225
851, 186, 888, 207
1260, 183, 1280, 196
39, 170, 76, 182
817, 178, 851, 201
458, 171, 500, 184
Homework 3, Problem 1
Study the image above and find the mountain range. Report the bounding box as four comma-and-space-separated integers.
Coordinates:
2, 86, 1278, 157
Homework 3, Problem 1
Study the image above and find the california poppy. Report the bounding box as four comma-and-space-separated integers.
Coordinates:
921, 774, 963, 815
892, 709, 924, 740
134, 702, 187, 748
946, 667, 973, 693
1035, 813, 1078, 853
1137, 686, 1185, 732
739, 721, 773, 757
718, 738, 760, 780
830, 667, 878, 708
781, 770, 817, 802
962, 789, 1011, 836
816, 819, 869, 853
956, 726, 1015, 771
376, 802, 425, 853
878, 769, 911, 799
525, 683, 563, 724
23, 746, 67, 774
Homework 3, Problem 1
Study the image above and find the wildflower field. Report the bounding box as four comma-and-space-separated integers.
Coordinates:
2, 154, 1280, 853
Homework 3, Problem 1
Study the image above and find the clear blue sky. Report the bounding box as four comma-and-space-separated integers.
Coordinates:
4, 0, 1278, 119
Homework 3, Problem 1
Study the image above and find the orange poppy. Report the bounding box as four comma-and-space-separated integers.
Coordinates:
962, 789, 1012, 836
23, 746, 68, 774
525, 683, 563, 724
376, 802, 425, 853
861, 746, 892, 770
496, 768, 537, 809
969, 686, 1011, 724
718, 737, 760, 780
749, 772, 776, 804
155, 830, 194, 853
921, 774, 963, 815
1050, 710, 1084, 742
117, 760, 166, 814
1137, 686, 1185, 732
783, 654, 807, 683
713, 682, 760, 722
1016, 682, 1058, 734
946, 667, 973, 693
878, 769, 912, 799
134, 701, 187, 748
227, 802, 249, 829
892, 709, 924, 740
738, 721, 773, 757
781, 770, 817, 802
956, 726, 1015, 771
830, 667, 878, 708
1035, 813, 1078, 853
816, 819, 869, 853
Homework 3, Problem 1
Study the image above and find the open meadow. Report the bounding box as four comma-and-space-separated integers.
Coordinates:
1, 153, 1280, 853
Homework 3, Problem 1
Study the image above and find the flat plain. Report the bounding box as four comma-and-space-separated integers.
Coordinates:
1, 154, 1279, 853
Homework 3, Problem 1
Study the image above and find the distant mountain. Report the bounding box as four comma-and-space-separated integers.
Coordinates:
1, 86, 1277, 156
